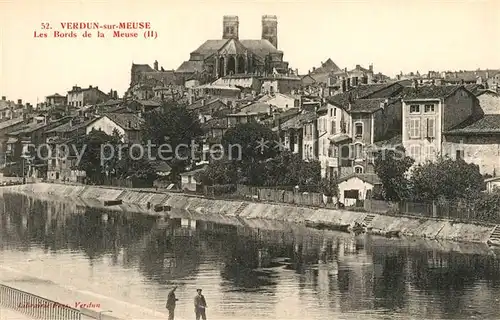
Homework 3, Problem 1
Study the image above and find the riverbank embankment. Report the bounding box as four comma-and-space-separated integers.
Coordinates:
1, 182, 499, 245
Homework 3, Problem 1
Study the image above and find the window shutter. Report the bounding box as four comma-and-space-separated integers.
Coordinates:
406, 118, 411, 139
427, 118, 435, 138
421, 118, 427, 138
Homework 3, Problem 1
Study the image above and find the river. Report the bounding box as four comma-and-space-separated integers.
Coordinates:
1, 192, 500, 320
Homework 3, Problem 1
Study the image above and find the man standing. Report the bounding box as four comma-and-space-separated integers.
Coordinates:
194, 288, 207, 320
166, 286, 178, 320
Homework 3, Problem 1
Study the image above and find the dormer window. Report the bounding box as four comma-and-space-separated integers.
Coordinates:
424, 104, 435, 113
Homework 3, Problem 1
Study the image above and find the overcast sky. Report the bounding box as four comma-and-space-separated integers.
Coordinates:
1, 0, 499, 105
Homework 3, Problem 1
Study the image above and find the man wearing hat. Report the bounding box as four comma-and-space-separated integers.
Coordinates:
166, 286, 178, 320
194, 288, 207, 320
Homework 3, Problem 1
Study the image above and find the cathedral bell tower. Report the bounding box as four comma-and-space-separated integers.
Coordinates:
222, 15, 239, 39
261, 15, 278, 48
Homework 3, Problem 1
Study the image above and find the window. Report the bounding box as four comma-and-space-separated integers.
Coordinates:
410, 105, 420, 114
409, 145, 421, 160
333, 108, 337, 117
409, 119, 421, 138
354, 166, 364, 174
424, 104, 435, 113
331, 120, 336, 134
354, 143, 363, 159
323, 139, 328, 155
426, 118, 435, 138
456, 150, 464, 160
354, 123, 363, 137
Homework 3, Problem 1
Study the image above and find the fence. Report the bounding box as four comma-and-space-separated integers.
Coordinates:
233, 184, 332, 207
364, 199, 500, 224
0, 283, 81, 319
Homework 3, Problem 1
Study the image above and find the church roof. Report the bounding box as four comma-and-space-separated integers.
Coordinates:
191, 39, 279, 59
219, 38, 248, 55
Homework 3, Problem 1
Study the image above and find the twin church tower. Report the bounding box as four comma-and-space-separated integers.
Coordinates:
222, 15, 278, 49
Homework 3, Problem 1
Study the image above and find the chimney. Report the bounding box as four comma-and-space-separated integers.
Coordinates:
89, 85, 92, 89
17, 99, 22, 105
312, 67, 316, 72
369, 64, 373, 73
154, 60, 159, 71
295, 68, 298, 76
356, 64, 361, 69
413, 79, 419, 89
1, 96, 5, 101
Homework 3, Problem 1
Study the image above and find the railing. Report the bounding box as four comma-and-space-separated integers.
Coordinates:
0, 283, 81, 319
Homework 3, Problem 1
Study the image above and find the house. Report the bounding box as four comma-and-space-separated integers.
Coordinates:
274, 111, 316, 157
180, 166, 207, 191
67, 85, 110, 108
260, 75, 301, 95
213, 74, 262, 93
189, 84, 241, 105
476, 90, 500, 115
226, 102, 275, 127
0, 97, 26, 122
0, 118, 28, 167
45, 93, 67, 107
401, 85, 479, 165
324, 82, 404, 177
485, 176, 500, 193
258, 92, 300, 110
337, 173, 382, 207
442, 114, 500, 176
86, 113, 144, 143
187, 98, 228, 123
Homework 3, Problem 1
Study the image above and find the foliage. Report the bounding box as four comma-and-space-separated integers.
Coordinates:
221, 122, 278, 163
142, 102, 203, 180
194, 160, 239, 186
471, 190, 500, 223
260, 151, 321, 187
411, 157, 484, 201
373, 147, 414, 201
73, 129, 121, 183
320, 175, 339, 197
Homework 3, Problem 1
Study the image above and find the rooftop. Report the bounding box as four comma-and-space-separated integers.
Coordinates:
401, 85, 464, 100
338, 173, 382, 185
103, 113, 145, 131
445, 115, 500, 135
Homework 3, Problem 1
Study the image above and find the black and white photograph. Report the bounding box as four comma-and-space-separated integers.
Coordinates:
0, 0, 500, 319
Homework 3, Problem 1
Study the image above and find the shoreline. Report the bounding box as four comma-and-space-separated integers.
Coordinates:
1, 182, 499, 246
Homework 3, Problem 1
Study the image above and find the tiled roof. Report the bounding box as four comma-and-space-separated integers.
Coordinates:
464, 84, 483, 95
338, 173, 382, 185
239, 39, 279, 56
401, 85, 463, 100
350, 99, 387, 113
47, 118, 93, 133
187, 98, 226, 111
445, 115, 500, 135
476, 89, 499, 97
132, 64, 155, 73
219, 38, 248, 55
202, 118, 228, 130
0, 118, 25, 130
141, 70, 177, 85
176, 61, 204, 73
353, 83, 401, 99
237, 102, 274, 114
275, 111, 317, 131
311, 58, 341, 74
103, 113, 145, 131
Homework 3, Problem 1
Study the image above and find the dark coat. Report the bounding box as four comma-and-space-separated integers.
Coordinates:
194, 294, 207, 309
166, 290, 178, 309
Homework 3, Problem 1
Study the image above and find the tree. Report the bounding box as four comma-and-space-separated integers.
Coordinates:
221, 122, 278, 163
321, 175, 339, 197
73, 129, 121, 184
143, 102, 203, 180
411, 157, 484, 201
261, 151, 321, 187
373, 147, 414, 201
195, 160, 238, 186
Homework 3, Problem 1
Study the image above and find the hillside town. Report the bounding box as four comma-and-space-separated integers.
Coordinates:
1, 15, 500, 209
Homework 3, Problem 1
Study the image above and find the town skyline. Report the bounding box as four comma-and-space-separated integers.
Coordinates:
1, 0, 499, 105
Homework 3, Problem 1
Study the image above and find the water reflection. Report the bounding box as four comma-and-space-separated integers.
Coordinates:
1, 192, 500, 319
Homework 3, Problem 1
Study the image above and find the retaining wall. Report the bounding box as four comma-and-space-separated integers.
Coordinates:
1, 183, 497, 244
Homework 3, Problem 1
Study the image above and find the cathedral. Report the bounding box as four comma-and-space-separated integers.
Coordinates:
176, 15, 290, 80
